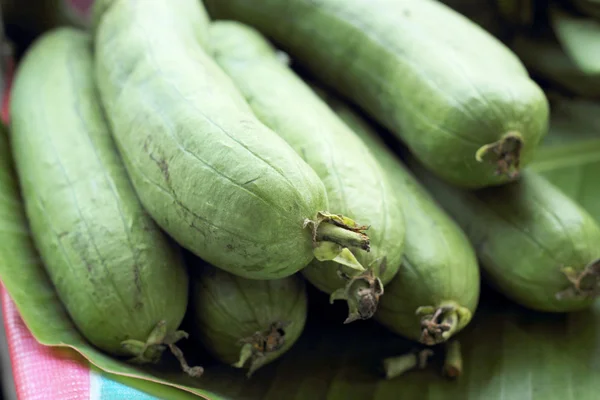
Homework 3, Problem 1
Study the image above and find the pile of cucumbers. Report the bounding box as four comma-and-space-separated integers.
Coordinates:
1, 0, 599, 382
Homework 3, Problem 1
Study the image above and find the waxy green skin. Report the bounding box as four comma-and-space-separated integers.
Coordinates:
412, 163, 600, 312
92, 0, 330, 279
191, 263, 307, 374
8, 28, 189, 356
208, 22, 405, 296
205, 0, 550, 189
327, 98, 480, 343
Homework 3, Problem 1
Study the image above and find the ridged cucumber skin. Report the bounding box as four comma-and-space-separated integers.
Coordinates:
191, 263, 307, 372
326, 97, 479, 343
411, 163, 600, 313
208, 21, 405, 294
93, 0, 330, 279
8, 27, 189, 356
204, 0, 550, 189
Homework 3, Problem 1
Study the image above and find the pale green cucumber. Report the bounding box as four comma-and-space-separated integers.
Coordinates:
92, 0, 370, 280
204, 0, 550, 189
208, 21, 405, 322
9, 27, 197, 373
410, 161, 600, 312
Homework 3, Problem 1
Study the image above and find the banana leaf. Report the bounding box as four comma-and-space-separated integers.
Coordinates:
530, 96, 600, 222
550, 5, 600, 75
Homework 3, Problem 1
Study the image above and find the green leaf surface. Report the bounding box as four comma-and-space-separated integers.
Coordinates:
530, 97, 600, 221
550, 5, 600, 75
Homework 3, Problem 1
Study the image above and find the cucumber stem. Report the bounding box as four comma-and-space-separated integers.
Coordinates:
234, 321, 290, 377
168, 343, 204, 378
382, 349, 434, 379
475, 131, 524, 179
316, 222, 370, 251
304, 211, 371, 252
120, 320, 203, 378
416, 303, 472, 346
442, 340, 463, 379
330, 259, 386, 323
305, 212, 370, 275
556, 259, 600, 300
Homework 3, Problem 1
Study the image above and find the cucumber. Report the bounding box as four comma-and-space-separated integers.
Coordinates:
318, 90, 479, 345
208, 21, 405, 322
204, 0, 550, 189
410, 161, 600, 312
190, 261, 307, 377
92, 0, 370, 280
8, 27, 199, 372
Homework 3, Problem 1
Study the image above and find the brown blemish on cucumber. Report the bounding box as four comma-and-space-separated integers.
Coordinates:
555, 259, 600, 300
121, 320, 203, 378
144, 136, 170, 183
382, 348, 434, 379
416, 302, 472, 346
331, 259, 386, 323
234, 321, 290, 377
475, 131, 524, 179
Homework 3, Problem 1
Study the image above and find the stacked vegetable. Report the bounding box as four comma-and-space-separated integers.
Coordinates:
0, 0, 599, 388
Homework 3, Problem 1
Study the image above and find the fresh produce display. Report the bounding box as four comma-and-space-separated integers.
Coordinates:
92, 0, 371, 282
0, 0, 600, 398
208, 21, 405, 322
190, 260, 307, 377
204, 0, 550, 189
317, 89, 479, 346
8, 26, 201, 374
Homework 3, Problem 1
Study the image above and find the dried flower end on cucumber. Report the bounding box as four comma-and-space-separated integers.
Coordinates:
329, 258, 386, 323
556, 259, 600, 300
233, 321, 292, 377
416, 302, 472, 346
475, 131, 524, 179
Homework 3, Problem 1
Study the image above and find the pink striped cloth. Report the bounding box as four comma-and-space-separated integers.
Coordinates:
2, 284, 91, 400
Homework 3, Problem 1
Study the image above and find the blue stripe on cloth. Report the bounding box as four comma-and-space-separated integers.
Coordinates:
90, 369, 162, 400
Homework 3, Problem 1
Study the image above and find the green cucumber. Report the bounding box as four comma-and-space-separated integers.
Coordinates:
92, 0, 370, 280
204, 0, 550, 189
8, 27, 198, 373
208, 21, 405, 322
410, 160, 600, 312
190, 261, 307, 377
319, 90, 479, 345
